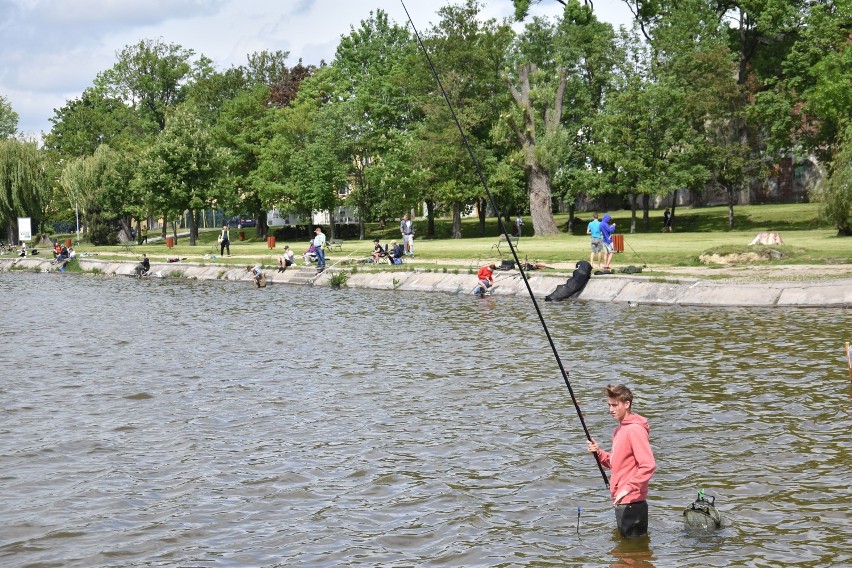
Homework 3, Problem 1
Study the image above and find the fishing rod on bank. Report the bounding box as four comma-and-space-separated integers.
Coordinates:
399, 0, 608, 489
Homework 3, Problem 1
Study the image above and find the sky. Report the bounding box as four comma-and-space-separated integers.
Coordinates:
0, 0, 633, 140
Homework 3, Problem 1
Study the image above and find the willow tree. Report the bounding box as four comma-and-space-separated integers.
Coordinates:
0, 138, 50, 243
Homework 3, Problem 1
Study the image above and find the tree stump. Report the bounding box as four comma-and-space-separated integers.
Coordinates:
749, 232, 784, 246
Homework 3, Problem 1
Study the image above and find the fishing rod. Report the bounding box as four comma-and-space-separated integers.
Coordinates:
400, 0, 608, 488
623, 236, 649, 268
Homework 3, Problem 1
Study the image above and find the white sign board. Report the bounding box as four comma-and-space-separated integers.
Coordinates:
18, 217, 32, 242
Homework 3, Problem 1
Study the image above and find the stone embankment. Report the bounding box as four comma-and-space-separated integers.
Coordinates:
2, 257, 849, 307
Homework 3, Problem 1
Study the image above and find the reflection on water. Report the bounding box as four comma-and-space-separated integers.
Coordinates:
609, 533, 654, 568
0, 272, 850, 567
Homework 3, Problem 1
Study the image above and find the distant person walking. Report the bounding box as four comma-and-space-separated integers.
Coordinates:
662, 209, 673, 232
587, 213, 603, 269
515, 215, 524, 237
219, 224, 231, 256
313, 227, 326, 271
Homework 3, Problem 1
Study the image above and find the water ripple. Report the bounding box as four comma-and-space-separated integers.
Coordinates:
0, 272, 850, 566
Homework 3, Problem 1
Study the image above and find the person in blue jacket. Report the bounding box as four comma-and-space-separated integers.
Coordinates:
600, 214, 616, 271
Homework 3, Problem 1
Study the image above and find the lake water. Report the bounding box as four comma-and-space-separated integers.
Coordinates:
1, 272, 850, 567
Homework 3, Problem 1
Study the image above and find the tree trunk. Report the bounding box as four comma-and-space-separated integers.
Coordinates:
426, 200, 435, 238
257, 210, 268, 240
670, 193, 677, 228
118, 216, 133, 242
727, 187, 735, 229
328, 211, 336, 240
189, 210, 198, 246
567, 203, 575, 234
528, 164, 558, 236
7, 222, 17, 245
629, 193, 638, 234
477, 197, 486, 237
452, 202, 462, 239
642, 194, 650, 232
506, 63, 561, 237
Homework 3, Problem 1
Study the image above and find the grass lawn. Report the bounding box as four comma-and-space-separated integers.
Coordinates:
64, 203, 849, 272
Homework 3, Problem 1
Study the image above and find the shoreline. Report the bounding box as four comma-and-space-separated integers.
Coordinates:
2, 257, 849, 308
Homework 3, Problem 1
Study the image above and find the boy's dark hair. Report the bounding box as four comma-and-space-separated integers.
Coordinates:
605, 384, 633, 405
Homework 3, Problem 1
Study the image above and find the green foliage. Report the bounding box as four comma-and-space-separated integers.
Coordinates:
45, 89, 145, 157
134, 104, 225, 239
93, 38, 210, 133
813, 126, 852, 236
35, 1, 852, 240
87, 218, 120, 246
0, 138, 50, 237
0, 96, 19, 139
328, 270, 349, 288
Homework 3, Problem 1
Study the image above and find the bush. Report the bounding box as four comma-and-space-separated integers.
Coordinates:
329, 271, 348, 288
88, 219, 120, 246
813, 125, 852, 236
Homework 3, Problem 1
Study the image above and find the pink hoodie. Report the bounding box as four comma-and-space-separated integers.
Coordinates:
596, 413, 656, 504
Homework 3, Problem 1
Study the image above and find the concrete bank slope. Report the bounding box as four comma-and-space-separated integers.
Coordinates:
2, 257, 849, 308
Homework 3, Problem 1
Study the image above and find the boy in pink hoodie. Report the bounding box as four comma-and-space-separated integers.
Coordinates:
587, 384, 656, 537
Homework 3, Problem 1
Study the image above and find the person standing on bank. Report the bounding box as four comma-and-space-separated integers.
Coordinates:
587, 213, 603, 268
662, 209, 673, 232
515, 215, 524, 237
599, 214, 616, 271
587, 384, 656, 538
313, 227, 326, 271
219, 224, 231, 256
400, 214, 415, 256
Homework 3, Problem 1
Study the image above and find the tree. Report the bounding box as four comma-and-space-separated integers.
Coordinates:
504, 1, 616, 235
58, 144, 137, 244
592, 29, 699, 232
44, 89, 144, 157
814, 126, 852, 236
762, 0, 852, 161
134, 105, 225, 245
0, 96, 19, 139
93, 39, 212, 134
212, 85, 276, 238
0, 138, 50, 243
534, 3, 620, 233
407, 0, 514, 238
323, 9, 417, 238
